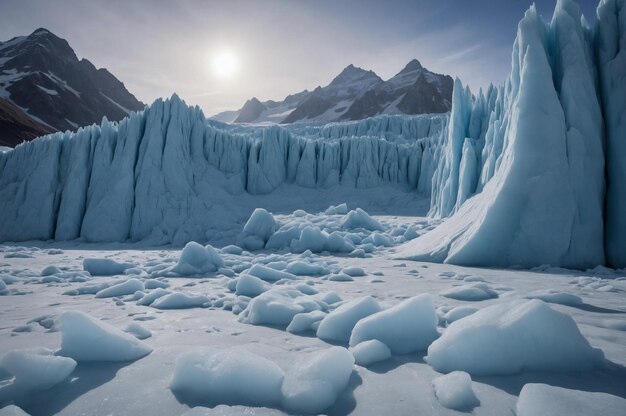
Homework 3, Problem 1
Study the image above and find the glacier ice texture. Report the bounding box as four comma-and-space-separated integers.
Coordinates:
399, 0, 626, 269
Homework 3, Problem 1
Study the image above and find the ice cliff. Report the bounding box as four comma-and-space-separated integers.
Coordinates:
0, 97, 445, 244
400, 0, 626, 269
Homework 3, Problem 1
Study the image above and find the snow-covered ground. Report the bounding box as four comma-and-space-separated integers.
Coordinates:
1, 206, 625, 415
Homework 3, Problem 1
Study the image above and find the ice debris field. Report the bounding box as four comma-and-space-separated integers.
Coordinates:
1, 0, 626, 414
1, 206, 625, 415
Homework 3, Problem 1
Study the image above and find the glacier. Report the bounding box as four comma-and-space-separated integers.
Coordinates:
0, 98, 446, 245
0, 0, 624, 270
399, 0, 626, 269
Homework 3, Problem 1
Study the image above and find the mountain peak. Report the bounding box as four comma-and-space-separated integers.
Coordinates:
398, 59, 423, 74
328, 64, 382, 89
30, 28, 53, 37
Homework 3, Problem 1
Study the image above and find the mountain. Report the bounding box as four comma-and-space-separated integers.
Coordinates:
0, 28, 144, 146
0, 97, 54, 146
212, 60, 452, 124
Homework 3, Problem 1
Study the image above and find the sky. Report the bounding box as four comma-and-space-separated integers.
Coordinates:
0, 0, 599, 116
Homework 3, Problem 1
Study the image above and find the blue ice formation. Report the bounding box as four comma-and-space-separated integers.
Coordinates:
0, 96, 446, 244
400, 0, 626, 268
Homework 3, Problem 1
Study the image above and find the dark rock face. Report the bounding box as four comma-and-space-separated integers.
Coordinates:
0, 97, 54, 147
0, 28, 144, 145
216, 59, 453, 124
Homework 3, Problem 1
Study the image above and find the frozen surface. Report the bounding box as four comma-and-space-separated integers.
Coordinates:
427, 300, 605, 375
516, 383, 626, 416
432, 371, 479, 411
0, 238, 625, 415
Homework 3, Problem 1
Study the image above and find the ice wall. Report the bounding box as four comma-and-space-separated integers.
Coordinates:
0, 96, 445, 244
400, 0, 614, 269
596, 0, 626, 268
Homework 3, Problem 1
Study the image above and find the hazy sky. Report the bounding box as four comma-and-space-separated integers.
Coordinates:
0, 0, 599, 116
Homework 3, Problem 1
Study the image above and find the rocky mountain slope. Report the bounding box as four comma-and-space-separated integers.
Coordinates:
0, 28, 144, 146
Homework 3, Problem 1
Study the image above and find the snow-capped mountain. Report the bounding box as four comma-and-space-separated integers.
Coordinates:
213, 59, 452, 124
0, 28, 144, 147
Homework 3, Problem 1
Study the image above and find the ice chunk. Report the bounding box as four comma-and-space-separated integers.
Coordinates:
235, 274, 269, 297
144, 279, 169, 289
59, 310, 152, 361
325, 203, 348, 215
317, 296, 381, 343
341, 266, 366, 277
516, 383, 626, 416
170, 347, 284, 407
0, 348, 76, 392
242, 289, 304, 326
444, 306, 478, 324
349, 294, 439, 354
247, 264, 296, 282
426, 300, 604, 375
350, 340, 391, 366
95, 278, 144, 298
237, 208, 277, 250
124, 323, 152, 340
286, 261, 328, 276
432, 371, 479, 411
287, 310, 327, 333
281, 347, 355, 414
41, 265, 62, 276
136, 288, 171, 306
525, 290, 583, 306
341, 208, 383, 231
151, 292, 210, 309
83, 258, 135, 276
171, 242, 224, 275
440, 283, 498, 301
221, 245, 243, 255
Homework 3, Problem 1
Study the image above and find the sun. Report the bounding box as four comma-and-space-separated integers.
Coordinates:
212, 49, 238, 78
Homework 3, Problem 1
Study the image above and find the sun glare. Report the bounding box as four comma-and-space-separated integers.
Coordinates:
212, 49, 238, 78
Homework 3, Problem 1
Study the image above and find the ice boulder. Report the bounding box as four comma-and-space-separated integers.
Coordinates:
432, 371, 479, 411
287, 310, 327, 333
235, 274, 270, 297
440, 283, 498, 301
95, 278, 144, 298
281, 347, 355, 414
171, 242, 224, 275
349, 294, 439, 354
317, 296, 382, 343
247, 264, 296, 282
83, 258, 135, 276
41, 265, 62, 276
136, 288, 171, 306
151, 292, 210, 309
237, 208, 277, 250
444, 306, 478, 324
350, 340, 391, 366
517, 383, 626, 416
325, 203, 348, 215
241, 289, 305, 326
59, 310, 152, 361
341, 208, 384, 231
124, 323, 152, 340
286, 261, 328, 276
0, 348, 76, 392
525, 290, 583, 306
426, 300, 605, 375
170, 347, 284, 407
